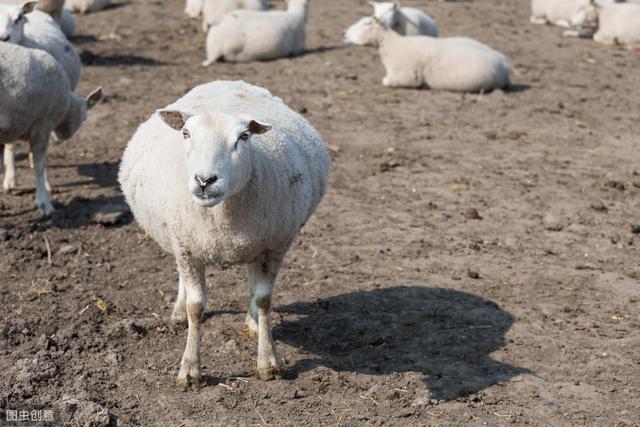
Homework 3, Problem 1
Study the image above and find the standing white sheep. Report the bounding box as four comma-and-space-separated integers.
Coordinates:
344, 17, 511, 92
0, 0, 75, 37
203, 0, 307, 65
0, 3, 82, 191
201, 0, 267, 33
118, 80, 330, 384
368, 1, 438, 37
530, 0, 616, 28
0, 42, 101, 215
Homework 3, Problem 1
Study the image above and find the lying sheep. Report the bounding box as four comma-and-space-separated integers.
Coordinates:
530, 0, 616, 28
204, 0, 307, 65
0, 42, 101, 215
64, 0, 110, 14
589, 2, 640, 49
344, 17, 511, 92
118, 80, 330, 384
201, 0, 267, 33
368, 1, 438, 37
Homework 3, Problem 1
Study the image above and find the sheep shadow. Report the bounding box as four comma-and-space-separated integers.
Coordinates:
79, 51, 168, 66
274, 285, 530, 401
50, 194, 131, 229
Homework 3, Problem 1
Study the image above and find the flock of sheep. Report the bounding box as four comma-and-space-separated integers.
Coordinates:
1, 0, 639, 385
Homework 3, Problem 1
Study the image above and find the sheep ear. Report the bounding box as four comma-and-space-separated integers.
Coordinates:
22, 1, 37, 14
86, 87, 102, 109
158, 110, 191, 130
248, 120, 271, 135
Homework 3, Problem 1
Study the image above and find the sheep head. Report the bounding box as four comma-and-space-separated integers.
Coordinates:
157, 110, 271, 208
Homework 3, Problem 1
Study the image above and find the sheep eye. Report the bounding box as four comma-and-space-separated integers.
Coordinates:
182, 129, 190, 139
238, 131, 250, 141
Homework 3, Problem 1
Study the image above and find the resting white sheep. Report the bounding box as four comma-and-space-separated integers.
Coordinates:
344, 17, 511, 92
204, 0, 307, 65
0, 42, 102, 215
368, 1, 438, 37
530, 0, 616, 28
587, 3, 640, 49
64, 0, 110, 14
118, 80, 330, 384
201, 0, 267, 33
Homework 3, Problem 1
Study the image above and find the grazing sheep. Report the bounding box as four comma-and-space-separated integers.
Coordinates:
63, 0, 110, 14
344, 17, 511, 92
118, 80, 330, 384
201, 0, 267, 33
530, 0, 616, 28
0, 42, 102, 214
203, 0, 307, 65
368, 1, 438, 37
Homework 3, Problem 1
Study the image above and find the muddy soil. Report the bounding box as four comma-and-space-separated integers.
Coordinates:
1, 0, 640, 425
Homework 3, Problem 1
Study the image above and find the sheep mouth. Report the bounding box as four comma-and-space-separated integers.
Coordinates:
192, 192, 225, 208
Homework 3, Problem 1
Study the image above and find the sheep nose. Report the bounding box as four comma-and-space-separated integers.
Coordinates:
195, 174, 217, 189
1, 35, 10, 42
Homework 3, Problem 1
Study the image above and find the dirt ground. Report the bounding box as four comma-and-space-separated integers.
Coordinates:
1, 0, 640, 425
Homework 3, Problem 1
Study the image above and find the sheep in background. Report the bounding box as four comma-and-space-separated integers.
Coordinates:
344, 17, 511, 92
201, 0, 267, 33
368, 1, 438, 37
575, 2, 640, 49
530, 0, 616, 28
0, 42, 101, 215
0, 4, 82, 191
0, 0, 74, 37
203, 0, 307, 65
119, 80, 330, 384
184, 0, 202, 18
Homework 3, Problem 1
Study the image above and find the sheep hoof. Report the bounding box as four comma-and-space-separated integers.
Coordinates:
382, 77, 391, 87
170, 309, 188, 327
38, 201, 55, 217
241, 327, 257, 341
174, 374, 201, 390
252, 365, 280, 381
201, 59, 213, 67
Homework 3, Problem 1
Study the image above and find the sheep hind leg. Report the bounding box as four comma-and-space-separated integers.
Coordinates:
30, 129, 54, 216
170, 273, 188, 326
176, 251, 206, 388
248, 254, 282, 380
3, 144, 16, 192
243, 279, 259, 341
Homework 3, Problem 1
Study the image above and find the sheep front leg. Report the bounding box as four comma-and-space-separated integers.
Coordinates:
170, 273, 188, 326
248, 254, 282, 380
3, 144, 16, 192
176, 251, 206, 387
29, 132, 54, 216
382, 67, 422, 88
